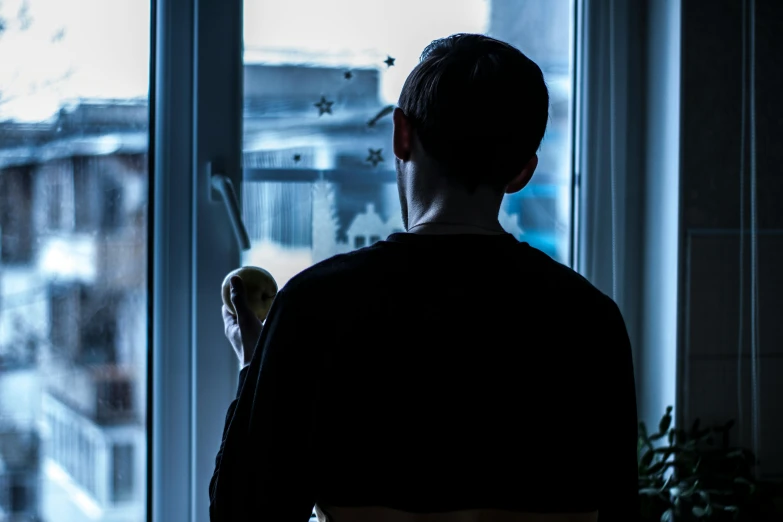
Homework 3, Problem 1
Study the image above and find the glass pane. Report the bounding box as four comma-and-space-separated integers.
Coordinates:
242, 0, 573, 287
0, 1, 150, 520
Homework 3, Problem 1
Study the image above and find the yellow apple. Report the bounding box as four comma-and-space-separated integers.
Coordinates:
221, 266, 278, 321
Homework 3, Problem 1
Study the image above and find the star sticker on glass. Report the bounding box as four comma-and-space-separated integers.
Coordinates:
384, 56, 396, 67
314, 96, 334, 116
293, 154, 302, 163
366, 148, 384, 167
344, 71, 353, 80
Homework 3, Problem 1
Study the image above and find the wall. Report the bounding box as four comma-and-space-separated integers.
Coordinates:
580, 1, 782, 480
677, 0, 783, 479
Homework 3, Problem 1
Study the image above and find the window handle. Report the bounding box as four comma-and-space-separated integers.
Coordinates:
208, 165, 251, 251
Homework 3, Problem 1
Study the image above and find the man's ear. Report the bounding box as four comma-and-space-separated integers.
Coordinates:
393, 108, 413, 162
505, 154, 538, 194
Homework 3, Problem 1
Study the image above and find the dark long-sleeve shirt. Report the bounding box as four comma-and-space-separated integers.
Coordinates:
209, 232, 639, 522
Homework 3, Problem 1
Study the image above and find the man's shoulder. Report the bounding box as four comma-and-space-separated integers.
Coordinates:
280, 245, 383, 296
279, 240, 619, 318
523, 244, 597, 288
523, 244, 617, 310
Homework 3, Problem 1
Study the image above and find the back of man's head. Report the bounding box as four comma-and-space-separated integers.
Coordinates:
398, 33, 549, 192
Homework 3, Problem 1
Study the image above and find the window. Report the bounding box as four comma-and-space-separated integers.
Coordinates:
240, 0, 573, 284
0, 0, 150, 521
49, 284, 79, 358
98, 378, 135, 420
4, 0, 576, 519
111, 444, 135, 503
10, 477, 31, 513
0, 430, 40, 518
0, 166, 34, 264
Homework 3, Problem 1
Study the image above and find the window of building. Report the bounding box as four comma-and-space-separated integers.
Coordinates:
111, 444, 135, 503
73, 158, 101, 233
101, 181, 124, 233
0, 167, 34, 264
9, 477, 30, 513
79, 287, 119, 365
44, 169, 65, 231
49, 284, 79, 358
98, 379, 135, 420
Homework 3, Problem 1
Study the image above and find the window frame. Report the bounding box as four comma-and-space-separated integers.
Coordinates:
150, 0, 688, 515
152, 0, 243, 521
152, 1, 588, 521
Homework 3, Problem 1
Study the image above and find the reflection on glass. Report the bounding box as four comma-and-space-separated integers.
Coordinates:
0, 1, 149, 520
242, 0, 573, 288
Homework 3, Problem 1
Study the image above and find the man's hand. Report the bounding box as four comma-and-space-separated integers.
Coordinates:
222, 276, 263, 368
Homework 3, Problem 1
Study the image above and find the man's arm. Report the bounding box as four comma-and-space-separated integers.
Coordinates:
598, 298, 640, 522
210, 288, 319, 522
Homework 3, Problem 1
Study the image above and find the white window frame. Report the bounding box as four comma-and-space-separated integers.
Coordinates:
152, 0, 243, 521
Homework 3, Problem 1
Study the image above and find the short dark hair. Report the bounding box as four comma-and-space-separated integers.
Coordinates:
398, 33, 549, 190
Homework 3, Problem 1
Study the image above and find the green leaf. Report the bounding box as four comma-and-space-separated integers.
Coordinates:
641, 449, 655, 467
654, 446, 684, 455
692, 506, 707, 517
704, 489, 735, 497
678, 480, 700, 498
647, 460, 668, 475
660, 509, 673, 522
659, 407, 673, 434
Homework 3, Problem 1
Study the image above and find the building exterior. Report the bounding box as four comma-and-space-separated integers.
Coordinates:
0, 101, 148, 522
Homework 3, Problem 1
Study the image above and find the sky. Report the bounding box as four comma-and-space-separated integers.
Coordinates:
0, 0, 151, 121
243, 0, 489, 103
0, 0, 489, 121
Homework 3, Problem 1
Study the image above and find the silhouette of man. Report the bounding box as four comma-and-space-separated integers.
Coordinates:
210, 33, 639, 522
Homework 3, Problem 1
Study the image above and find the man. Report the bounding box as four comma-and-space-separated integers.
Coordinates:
210, 34, 639, 522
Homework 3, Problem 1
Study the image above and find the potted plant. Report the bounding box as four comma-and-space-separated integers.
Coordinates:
638, 407, 783, 521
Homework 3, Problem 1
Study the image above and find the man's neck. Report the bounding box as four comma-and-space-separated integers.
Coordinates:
406, 204, 507, 234
405, 197, 506, 235
406, 220, 506, 235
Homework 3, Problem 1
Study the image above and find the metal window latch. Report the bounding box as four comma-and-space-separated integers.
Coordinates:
207, 162, 251, 251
